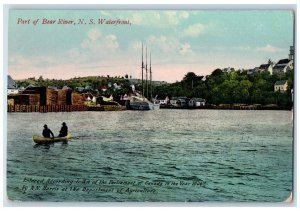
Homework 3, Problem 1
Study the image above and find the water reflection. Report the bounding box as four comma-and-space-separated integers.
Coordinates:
33, 143, 52, 149
33, 141, 68, 149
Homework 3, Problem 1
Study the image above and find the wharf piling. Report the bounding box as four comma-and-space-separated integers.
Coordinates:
7, 104, 126, 113
8, 105, 85, 112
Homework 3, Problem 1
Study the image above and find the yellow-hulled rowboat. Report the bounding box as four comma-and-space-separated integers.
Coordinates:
33, 134, 71, 144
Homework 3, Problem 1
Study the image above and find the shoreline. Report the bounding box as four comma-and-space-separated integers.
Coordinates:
160, 104, 292, 111
7, 104, 292, 112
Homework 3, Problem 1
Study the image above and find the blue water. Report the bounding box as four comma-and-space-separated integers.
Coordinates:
6, 110, 293, 202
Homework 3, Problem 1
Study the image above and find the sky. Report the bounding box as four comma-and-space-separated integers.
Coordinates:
8, 10, 294, 82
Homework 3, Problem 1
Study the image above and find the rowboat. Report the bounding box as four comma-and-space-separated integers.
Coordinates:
32, 134, 71, 144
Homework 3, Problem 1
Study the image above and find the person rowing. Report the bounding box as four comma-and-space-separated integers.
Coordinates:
58, 122, 68, 137
42, 124, 54, 139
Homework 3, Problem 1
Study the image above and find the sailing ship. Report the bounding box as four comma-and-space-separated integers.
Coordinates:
129, 43, 160, 110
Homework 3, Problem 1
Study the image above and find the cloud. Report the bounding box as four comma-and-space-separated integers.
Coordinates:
105, 34, 119, 49
78, 27, 120, 62
179, 43, 192, 55
129, 12, 161, 26
153, 12, 161, 21
255, 44, 284, 53
147, 35, 182, 54
164, 11, 178, 25
131, 13, 143, 25
129, 35, 194, 58
182, 23, 206, 37
8, 53, 136, 80
82, 28, 119, 51
9, 54, 32, 67
129, 36, 179, 54
128, 41, 143, 52
87, 27, 101, 41
67, 48, 81, 60
9, 54, 59, 69
164, 11, 189, 26
9, 27, 124, 80
179, 11, 189, 19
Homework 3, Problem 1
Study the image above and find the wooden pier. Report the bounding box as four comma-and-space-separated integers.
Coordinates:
7, 105, 126, 113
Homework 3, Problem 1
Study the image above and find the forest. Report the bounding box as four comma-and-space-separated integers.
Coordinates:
16, 68, 293, 109
154, 69, 293, 109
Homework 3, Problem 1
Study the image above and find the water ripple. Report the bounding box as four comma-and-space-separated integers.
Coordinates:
6, 110, 293, 202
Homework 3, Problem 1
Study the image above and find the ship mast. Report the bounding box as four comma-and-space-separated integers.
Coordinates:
141, 43, 144, 98
150, 52, 152, 101
146, 47, 148, 99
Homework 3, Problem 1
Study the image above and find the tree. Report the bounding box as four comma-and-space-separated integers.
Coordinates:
268, 58, 274, 65
211, 68, 223, 77
226, 70, 238, 81
38, 75, 44, 81
182, 72, 197, 88
183, 72, 197, 82
252, 89, 264, 104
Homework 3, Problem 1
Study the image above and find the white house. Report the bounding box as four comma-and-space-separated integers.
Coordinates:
188, 98, 206, 107
258, 63, 273, 75
156, 96, 169, 105
273, 59, 293, 74
247, 67, 260, 75
7, 75, 18, 95
7, 89, 19, 95
170, 97, 178, 106
175, 99, 187, 107
170, 97, 188, 107
274, 80, 288, 92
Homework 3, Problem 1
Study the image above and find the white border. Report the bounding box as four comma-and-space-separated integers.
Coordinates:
1, 0, 299, 210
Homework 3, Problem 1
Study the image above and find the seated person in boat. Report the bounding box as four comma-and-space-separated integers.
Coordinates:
43, 124, 54, 138
58, 122, 68, 137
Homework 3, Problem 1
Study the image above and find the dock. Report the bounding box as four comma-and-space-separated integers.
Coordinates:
7, 105, 126, 113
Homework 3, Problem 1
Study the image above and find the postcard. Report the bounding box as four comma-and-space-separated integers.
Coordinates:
5, 8, 294, 203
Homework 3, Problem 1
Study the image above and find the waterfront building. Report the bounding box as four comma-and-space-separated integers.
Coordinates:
170, 97, 189, 107
274, 80, 288, 92
7, 75, 18, 95
156, 96, 169, 105
188, 98, 206, 107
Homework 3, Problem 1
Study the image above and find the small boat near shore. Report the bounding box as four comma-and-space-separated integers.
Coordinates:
129, 96, 160, 110
32, 134, 71, 144
129, 101, 160, 110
